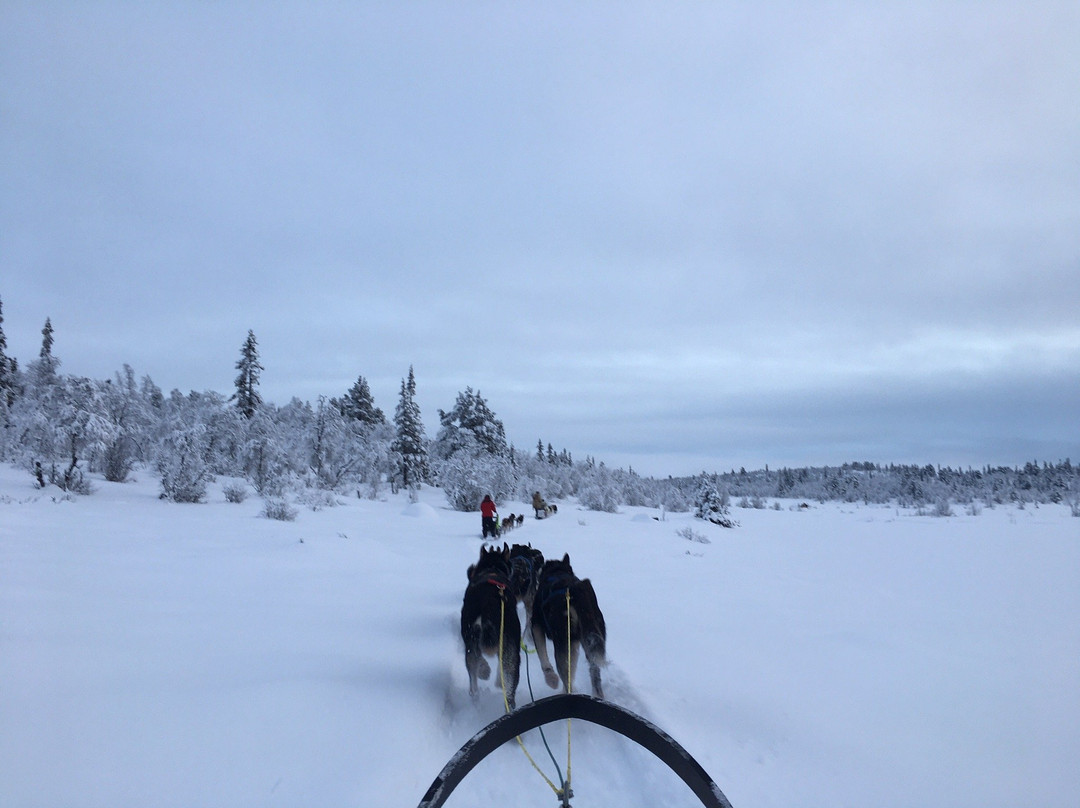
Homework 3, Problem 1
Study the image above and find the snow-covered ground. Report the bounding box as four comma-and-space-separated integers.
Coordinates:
2, 463, 1077, 808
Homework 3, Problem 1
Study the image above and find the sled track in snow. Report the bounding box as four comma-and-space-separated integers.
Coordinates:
419, 693, 734, 808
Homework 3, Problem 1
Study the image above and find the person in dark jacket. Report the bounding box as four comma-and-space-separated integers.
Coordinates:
480, 494, 499, 538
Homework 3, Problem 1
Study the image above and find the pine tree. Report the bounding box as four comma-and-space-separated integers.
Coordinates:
392, 366, 428, 489
33, 317, 60, 386
0, 295, 12, 408
694, 473, 737, 527
334, 375, 385, 426
433, 387, 507, 459
233, 330, 263, 419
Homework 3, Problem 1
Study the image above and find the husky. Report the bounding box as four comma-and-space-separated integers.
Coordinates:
461, 544, 521, 708
508, 543, 545, 625
531, 553, 607, 699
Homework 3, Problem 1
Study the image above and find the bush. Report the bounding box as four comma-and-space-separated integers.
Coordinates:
262, 497, 297, 521
676, 526, 711, 544
223, 482, 248, 504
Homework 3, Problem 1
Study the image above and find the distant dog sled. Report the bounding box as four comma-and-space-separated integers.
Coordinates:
532, 491, 558, 519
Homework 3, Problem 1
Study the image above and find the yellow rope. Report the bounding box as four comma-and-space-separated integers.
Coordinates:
499, 593, 564, 798
565, 588, 573, 796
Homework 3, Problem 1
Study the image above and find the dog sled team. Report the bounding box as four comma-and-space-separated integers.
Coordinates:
460, 539, 607, 710
480, 492, 556, 540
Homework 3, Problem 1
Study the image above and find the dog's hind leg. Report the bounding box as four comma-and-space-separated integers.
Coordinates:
531, 620, 560, 690
463, 620, 491, 701
552, 635, 580, 694
587, 643, 604, 699
499, 640, 520, 710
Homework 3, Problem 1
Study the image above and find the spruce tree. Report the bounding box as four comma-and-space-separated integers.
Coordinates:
233, 329, 263, 419
392, 366, 428, 489
33, 317, 60, 386
0, 295, 13, 408
434, 387, 507, 459
335, 375, 385, 426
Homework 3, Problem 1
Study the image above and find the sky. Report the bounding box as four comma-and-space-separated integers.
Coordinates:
2, 1, 1078, 478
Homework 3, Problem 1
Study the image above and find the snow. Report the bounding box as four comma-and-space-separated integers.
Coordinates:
2, 464, 1078, 808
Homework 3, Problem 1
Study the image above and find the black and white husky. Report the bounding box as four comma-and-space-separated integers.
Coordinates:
461, 544, 521, 708
530, 553, 607, 699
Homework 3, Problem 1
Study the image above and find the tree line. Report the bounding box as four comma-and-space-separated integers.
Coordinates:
1, 297, 1076, 517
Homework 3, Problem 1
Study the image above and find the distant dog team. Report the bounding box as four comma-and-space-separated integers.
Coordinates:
459, 538, 607, 708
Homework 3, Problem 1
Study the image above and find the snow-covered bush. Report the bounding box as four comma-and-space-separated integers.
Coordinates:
676, 525, 711, 544
262, 497, 297, 521
223, 482, 248, 503
157, 426, 211, 503
933, 498, 954, 517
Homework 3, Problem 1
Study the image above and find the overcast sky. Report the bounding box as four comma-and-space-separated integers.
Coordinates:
2, 2, 1077, 477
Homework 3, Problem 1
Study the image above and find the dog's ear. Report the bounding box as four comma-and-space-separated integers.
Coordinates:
562, 552, 570, 565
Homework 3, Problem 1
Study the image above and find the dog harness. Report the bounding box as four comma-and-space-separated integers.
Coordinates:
537, 571, 577, 634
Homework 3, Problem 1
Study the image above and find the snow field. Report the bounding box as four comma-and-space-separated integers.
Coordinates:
2, 464, 1078, 808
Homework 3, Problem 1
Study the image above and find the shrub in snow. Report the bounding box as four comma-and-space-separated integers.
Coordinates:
676, 526, 711, 544
223, 482, 248, 504
262, 497, 297, 521
933, 498, 954, 517
297, 487, 339, 512
157, 427, 211, 503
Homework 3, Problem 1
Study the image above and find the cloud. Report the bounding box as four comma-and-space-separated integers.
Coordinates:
2, 2, 1077, 477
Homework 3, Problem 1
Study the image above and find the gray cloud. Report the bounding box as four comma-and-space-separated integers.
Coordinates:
2, 2, 1077, 478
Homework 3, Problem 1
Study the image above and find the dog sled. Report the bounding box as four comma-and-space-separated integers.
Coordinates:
417, 693, 733, 808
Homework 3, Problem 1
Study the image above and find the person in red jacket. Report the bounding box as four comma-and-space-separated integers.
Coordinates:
480, 494, 499, 539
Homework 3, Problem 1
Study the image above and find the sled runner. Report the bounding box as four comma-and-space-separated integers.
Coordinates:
417, 693, 734, 808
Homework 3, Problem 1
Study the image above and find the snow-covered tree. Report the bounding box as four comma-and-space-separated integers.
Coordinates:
16, 374, 118, 493
436, 434, 517, 511
391, 366, 428, 490
0, 296, 15, 459
578, 462, 620, 513
232, 330, 263, 419
0, 295, 15, 410
432, 387, 507, 461
157, 424, 212, 503
694, 473, 736, 527
97, 364, 153, 482
333, 375, 385, 426
240, 408, 290, 496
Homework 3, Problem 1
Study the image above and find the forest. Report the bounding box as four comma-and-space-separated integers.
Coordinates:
1, 299, 1077, 519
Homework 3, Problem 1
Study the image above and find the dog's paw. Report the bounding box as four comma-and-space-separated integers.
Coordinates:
478, 659, 491, 680
543, 668, 559, 689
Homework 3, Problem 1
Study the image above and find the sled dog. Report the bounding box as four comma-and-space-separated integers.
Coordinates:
508, 543, 545, 625
461, 544, 521, 708
531, 553, 607, 699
